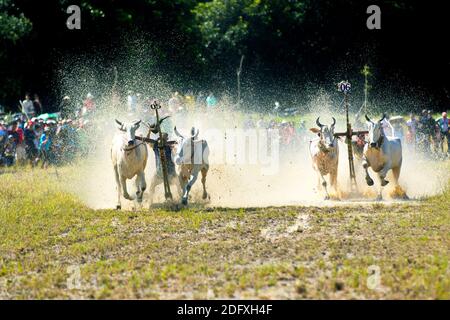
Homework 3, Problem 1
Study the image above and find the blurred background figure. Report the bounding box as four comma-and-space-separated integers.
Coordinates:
3, 134, 16, 166
127, 90, 137, 114
36, 126, 52, 169
273, 101, 280, 116
24, 120, 38, 166
436, 111, 449, 156
206, 92, 217, 110
33, 94, 43, 115
195, 91, 205, 111
60, 96, 73, 119
406, 113, 418, 153
21, 93, 35, 119
184, 91, 195, 113
82, 93, 95, 116
168, 92, 182, 113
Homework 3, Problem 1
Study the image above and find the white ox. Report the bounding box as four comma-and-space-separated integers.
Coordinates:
363, 115, 404, 200
309, 117, 339, 200
173, 126, 210, 205
111, 119, 148, 210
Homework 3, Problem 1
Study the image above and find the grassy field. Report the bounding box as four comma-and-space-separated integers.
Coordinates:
0, 165, 449, 299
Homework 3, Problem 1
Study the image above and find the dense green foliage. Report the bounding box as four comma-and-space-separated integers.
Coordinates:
0, 0, 448, 112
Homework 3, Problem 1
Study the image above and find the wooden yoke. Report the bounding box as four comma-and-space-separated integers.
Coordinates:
135, 135, 177, 146
334, 130, 368, 137
149, 100, 173, 201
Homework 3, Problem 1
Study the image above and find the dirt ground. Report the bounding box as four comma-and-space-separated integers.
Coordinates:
0, 165, 449, 299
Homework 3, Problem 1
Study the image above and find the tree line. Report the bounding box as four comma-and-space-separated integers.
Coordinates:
1, 0, 448, 112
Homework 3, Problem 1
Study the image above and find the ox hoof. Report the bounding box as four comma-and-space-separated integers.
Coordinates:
376, 195, 383, 201
202, 192, 208, 200
381, 180, 389, 187
181, 198, 188, 206
366, 177, 374, 186
116, 205, 121, 210
324, 195, 330, 200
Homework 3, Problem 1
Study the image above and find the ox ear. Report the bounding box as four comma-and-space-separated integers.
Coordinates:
115, 119, 125, 131
310, 128, 320, 135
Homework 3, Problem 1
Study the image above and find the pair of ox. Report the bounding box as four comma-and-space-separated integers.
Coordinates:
111, 119, 209, 209
309, 116, 403, 200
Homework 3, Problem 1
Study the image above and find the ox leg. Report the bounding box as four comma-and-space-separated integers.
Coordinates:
182, 169, 200, 205
330, 170, 338, 195
320, 174, 330, 200
135, 171, 146, 204
121, 176, 134, 201
363, 160, 374, 186
113, 165, 122, 210
178, 174, 187, 192
375, 167, 390, 201
392, 166, 408, 200
375, 179, 383, 201
315, 173, 322, 193
201, 165, 209, 200
379, 167, 390, 187
392, 166, 401, 185
172, 175, 183, 199
148, 174, 160, 207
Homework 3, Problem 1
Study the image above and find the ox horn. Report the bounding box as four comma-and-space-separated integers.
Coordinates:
379, 114, 386, 122
331, 117, 336, 127
174, 126, 184, 138
115, 119, 125, 131
316, 117, 324, 128
191, 128, 199, 139
365, 115, 373, 123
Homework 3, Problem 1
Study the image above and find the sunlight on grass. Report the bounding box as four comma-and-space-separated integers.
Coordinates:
0, 165, 449, 299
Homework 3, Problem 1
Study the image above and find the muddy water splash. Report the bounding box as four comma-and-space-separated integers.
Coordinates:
64, 100, 449, 210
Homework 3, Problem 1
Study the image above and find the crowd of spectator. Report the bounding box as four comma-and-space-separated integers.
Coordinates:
1, 90, 448, 169
0, 92, 96, 168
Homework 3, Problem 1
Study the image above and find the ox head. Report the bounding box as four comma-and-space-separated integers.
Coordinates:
115, 119, 141, 146
365, 115, 385, 148
310, 117, 337, 149
173, 126, 199, 165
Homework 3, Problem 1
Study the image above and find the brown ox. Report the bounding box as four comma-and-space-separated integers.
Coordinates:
309, 117, 339, 200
